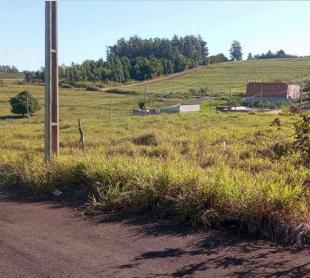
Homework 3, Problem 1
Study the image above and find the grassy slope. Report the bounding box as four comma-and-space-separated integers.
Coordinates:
126, 58, 310, 97
0, 60, 309, 244
0, 72, 24, 80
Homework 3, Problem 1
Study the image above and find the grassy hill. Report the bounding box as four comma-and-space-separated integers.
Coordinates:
0, 71, 24, 80
125, 58, 310, 98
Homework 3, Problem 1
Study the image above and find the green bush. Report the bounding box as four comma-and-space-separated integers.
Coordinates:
253, 101, 277, 109
61, 84, 73, 89
294, 114, 310, 164
198, 87, 208, 95
138, 99, 148, 110
132, 133, 158, 146
9, 91, 41, 117
188, 88, 197, 94
86, 86, 98, 92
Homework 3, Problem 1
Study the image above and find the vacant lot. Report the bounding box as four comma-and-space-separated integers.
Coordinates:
0, 59, 309, 245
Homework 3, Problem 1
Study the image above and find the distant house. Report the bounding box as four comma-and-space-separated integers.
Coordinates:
245, 82, 301, 104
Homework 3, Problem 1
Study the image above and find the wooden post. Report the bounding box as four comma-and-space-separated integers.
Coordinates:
45, 0, 59, 161
78, 119, 86, 153
161, 81, 164, 105
26, 91, 29, 118
144, 74, 147, 104
209, 91, 212, 113
300, 68, 304, 107
110, 98, 112, 125
229, 79, 232, 107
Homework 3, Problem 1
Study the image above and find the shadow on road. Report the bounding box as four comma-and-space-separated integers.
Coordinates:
1, 191, 309, 277
99, 213, 310, 277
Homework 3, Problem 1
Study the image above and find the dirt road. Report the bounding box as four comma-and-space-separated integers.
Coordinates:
100, 66, 205, 92
0, 193, 309, 278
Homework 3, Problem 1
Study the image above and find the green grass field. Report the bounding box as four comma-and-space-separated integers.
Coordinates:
0, 59, 309, 245
0, 71, 24, 80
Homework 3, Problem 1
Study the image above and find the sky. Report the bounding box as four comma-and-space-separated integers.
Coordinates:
0, 0, 310, 71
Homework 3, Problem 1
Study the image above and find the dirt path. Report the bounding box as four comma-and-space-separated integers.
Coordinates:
101, 66, 206, 92
0, 193, 309, 278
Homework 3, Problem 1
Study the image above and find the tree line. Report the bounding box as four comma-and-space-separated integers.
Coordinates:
248, 49, 298, 60
0, 65, 19, 73
22, 38, 308, 84
207, 46, 301, 65
25, 35, 209, 83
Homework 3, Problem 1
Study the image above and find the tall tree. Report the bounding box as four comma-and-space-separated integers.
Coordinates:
208, 53, 228, 64
247, 52, 253, 60
229, 41, 243, 61
0, 65, 19, 73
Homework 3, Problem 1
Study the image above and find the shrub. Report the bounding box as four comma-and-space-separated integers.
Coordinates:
188, 88, 197, 94
9, 91, 41, 117
272, 118, 281, 127
253, 101, 277, 109
293, 114, 310, 164
75, 81, 93, 88
290, 104, 302, 115
273, 142, 293, 158
61, 84, 73, 89
107, 89, 137, 95
132, 133, 158, 146
86, 86, 98, 92
138, 99, 148, 110
303, 82, 310, 92
241, 99, 249, 107
198, 87, 208, 95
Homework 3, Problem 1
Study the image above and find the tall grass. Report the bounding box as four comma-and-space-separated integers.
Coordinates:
1, 150, 309, 244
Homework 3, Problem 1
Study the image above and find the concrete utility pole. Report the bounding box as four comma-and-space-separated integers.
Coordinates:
26, 91, 29, 118
45, 0, 59, 161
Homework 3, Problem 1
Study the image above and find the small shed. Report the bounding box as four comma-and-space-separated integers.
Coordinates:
245, 82, 301, 104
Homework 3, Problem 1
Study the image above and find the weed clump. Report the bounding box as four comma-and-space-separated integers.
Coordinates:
273, 142, 293, 158
132, 133, 158, 146
293, 114, 310, 165
86, 86, 98, 92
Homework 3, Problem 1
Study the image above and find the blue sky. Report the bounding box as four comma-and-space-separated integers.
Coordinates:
1, 1, 309, 71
